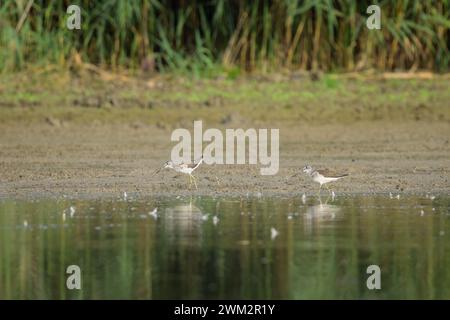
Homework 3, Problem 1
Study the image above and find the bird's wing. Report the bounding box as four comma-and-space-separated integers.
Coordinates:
316, 168, 348, 178
186, 157, 203, 169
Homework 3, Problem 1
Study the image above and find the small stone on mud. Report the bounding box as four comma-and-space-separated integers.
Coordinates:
45, 117, 62, 127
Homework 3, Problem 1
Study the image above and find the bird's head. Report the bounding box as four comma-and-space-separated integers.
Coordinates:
302, 165, 313, 174
164, 161, 174, 169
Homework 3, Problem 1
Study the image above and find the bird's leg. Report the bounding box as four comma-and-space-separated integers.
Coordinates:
318, 194, 323, 204
318, 184, 322, 195
188, 174, 192, 188
325, 184, 332, 194
191, 174, 198, 189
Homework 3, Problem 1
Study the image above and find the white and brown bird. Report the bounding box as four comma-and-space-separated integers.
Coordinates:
153, 156, 203, 189
300, 165, 348, 194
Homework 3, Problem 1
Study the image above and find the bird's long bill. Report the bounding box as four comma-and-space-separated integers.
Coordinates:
151, 167, 162, 177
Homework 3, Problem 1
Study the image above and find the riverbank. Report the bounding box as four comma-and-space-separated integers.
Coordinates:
0, 121, 449, 199
0, 72, 449, 199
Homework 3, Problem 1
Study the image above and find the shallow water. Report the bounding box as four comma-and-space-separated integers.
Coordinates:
0, 194, 449, 299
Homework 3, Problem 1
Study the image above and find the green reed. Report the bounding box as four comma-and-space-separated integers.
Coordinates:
0, 0, 448, 74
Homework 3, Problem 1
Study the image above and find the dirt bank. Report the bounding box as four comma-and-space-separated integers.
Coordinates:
1, 121, 449, 200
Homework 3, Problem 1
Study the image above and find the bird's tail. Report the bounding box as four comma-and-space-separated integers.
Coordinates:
193, 155, 203, 170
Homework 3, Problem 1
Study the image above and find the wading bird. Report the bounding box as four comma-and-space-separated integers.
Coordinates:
298, 165, 348, 194
153, 156, 203, 189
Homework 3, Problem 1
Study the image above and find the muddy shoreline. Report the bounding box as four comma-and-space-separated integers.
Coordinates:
1, 121, 449, 200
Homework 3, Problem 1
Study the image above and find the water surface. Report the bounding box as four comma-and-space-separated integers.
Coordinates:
0, 194, 449, 299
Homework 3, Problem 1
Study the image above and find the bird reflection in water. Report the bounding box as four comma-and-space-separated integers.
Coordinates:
303, 195, 342, 234
163, 199, 206, 241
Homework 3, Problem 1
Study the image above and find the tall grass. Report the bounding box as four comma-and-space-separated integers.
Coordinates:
0, 0, 449, 74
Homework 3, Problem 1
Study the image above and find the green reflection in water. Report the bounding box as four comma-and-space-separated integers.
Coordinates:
0, 195, 449, 299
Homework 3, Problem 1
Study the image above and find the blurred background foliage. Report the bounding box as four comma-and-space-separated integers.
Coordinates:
0, 0, 449, 75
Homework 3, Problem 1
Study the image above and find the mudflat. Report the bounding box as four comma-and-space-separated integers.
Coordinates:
0, 73, 449, 199
0, 121, 448, 199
